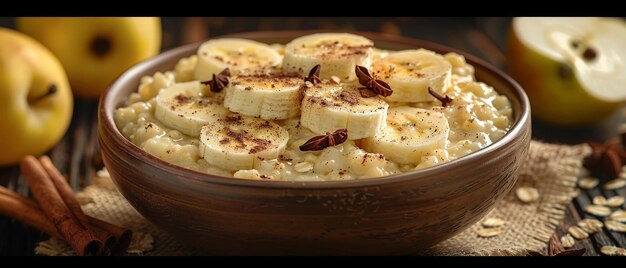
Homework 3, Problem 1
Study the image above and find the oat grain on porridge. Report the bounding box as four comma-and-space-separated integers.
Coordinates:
114, 33, 512, 181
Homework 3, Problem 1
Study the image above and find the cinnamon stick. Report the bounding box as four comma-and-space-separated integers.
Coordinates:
0, 185, 132, 255
0, 190, 59, 238
39, 156, 116, 253
20, 155, 102, 256
88, 216, 133, 255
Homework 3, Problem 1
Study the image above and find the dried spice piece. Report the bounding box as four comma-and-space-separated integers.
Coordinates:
546, 234, 586, 256
583, 138, 626, 180
516, 187, 539, 203
584, 142, 606, 170
600, 245, 626, 256
359, 88, 378, 98
201, 68, 230, 93
355, 65, 393, 97
427, 87, 453, 107
560, 234, 576, 248
601, 148, 622, 179
299, 129, 348, 151
304, 64, 321, 85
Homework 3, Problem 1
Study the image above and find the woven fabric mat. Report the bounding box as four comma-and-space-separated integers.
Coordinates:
36, 140, 590, 256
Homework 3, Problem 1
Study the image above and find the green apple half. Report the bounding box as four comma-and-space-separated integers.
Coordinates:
507, 17, 626, 126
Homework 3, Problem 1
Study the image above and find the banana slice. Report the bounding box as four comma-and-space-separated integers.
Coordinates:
199, 115, 289, 171
371, 49, 452, 102
195, 38, 282, 81
300, 83, 388, 140
283, 33, 374, 81
361, 107, 449, 165
154, 81, 230, 137
223, 69, 304, 120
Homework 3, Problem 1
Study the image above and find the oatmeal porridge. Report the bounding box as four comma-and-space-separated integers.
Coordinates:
114, 33, 512, 181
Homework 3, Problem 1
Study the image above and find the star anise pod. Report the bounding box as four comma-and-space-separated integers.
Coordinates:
584, 137, 626, 179
355, 65, 393, 97
358, 88, 378, 98
427, 87, 453, 107
304, 64, 321, 85
299, 129, 348, 151
548, 234, 586, 256
201, 68, 230, 93
527, 234, 586, 256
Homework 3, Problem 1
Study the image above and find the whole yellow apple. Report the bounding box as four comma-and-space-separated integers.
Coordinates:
506, 17, 626, 126
17, 17, 161, 99
0, 28, 73, 166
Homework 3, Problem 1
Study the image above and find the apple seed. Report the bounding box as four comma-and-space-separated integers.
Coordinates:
583, 47, 597, 61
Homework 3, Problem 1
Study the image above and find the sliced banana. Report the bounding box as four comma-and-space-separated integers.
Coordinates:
223, 69, 304, 120
362, 107, 449, 165
154, 81, 231, 137
371, 49, 452, 102
199, 115, 289, 171
283, 33, 374, 81
194, 38, 282, 81
300, 83, 388, 140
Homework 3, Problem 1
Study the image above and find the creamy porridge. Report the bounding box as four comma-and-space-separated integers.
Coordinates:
114, 33, 512, 181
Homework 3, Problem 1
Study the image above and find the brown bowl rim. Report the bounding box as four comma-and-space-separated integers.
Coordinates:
99, 30, 530, 189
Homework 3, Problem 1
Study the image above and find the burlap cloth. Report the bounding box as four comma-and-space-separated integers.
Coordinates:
37, 140, 591, 256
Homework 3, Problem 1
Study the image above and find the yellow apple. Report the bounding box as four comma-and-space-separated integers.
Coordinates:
506, 17, 626, 126
17, 17, 161, 99
0, 28, 73, 166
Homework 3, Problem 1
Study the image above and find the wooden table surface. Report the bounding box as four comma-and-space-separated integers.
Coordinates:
1, 17, 625, 256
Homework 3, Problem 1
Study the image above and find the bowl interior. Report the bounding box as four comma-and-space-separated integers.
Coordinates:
100, 30, 530, 189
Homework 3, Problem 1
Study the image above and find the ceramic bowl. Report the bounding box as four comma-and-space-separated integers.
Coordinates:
99, 31, 531, 255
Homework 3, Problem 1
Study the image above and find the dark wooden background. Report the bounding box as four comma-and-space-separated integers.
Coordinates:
0, 17, 624, 256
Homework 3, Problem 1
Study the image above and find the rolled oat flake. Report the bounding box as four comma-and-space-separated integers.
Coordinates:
600, 245, 626, 256
516, 187, 539, 203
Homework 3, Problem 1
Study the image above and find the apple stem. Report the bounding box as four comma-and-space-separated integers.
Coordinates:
29, 84, 57, 103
